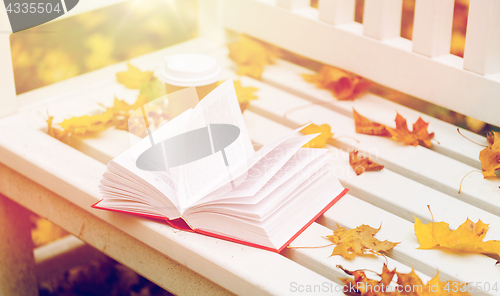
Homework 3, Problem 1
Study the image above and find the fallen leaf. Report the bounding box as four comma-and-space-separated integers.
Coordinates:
411, 117, 435, 148
48, 62, 170, 140
349, 150, 384, 175
46, 116, 69, 140
326, 224, 399, 259
414, 215, 500, 260
228, 35, 279, 79
387, 114, 435, 148
479, 148, 500, 178
479, 131, 500, 178
47, 108, 116, 140
234, 80, 258, 112
116, 63, 155, 89
302, 65, 371, 100
31, 215, 68, 248
486, 131, 499, 147
338, 264, 395, 295
339, 264, 471, 295
353, 110, 435, 148
353, 109, 391, 136
300, 123, 333, 148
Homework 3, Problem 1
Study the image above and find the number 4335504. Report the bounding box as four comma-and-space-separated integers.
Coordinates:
6, 2, 62, 14
443, 282, 498, 293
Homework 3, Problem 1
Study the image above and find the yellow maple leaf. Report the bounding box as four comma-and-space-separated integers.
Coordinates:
414, 215, 500, 260
31, 215, 68, 248
233, 80, 258, 112
47, 62, 169, 140
47, 109, 116, 140
326, 224, 399, 260
300, 123, 333, 148
116, 62, 155, 89
228, 35, 279, 79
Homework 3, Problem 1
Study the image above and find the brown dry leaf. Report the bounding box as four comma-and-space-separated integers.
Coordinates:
228, 35, 279, 79
349, 150, 384, 175
300, 123, 333, 148
353, 109, 391, 136
116, 63, 155, 89
339, 264, 471, 295
414, 215, 500, 260
302, 65, 371, 100
326, 224, 399, 260
479, 131, 500, 178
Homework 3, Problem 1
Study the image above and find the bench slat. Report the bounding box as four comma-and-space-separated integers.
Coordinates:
261, 60, 485, 169
244, 111, 497, 295
239, 76, 500, 216
0, 126, 340, 295
284, 223, 431, 286
323, 195, 498, 296
243, 111, 500, 237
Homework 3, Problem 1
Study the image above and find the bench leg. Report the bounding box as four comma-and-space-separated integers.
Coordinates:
0, 194, 38, 296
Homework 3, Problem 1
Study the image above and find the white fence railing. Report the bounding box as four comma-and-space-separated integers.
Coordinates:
224, 0, 500, 127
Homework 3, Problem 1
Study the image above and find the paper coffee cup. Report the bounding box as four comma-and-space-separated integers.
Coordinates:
157, 53, 221, 100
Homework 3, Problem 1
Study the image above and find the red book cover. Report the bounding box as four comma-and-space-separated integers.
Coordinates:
92, 188, 348, 252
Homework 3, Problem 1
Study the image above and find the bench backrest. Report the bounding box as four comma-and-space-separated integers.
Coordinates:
1, 0, 499, 127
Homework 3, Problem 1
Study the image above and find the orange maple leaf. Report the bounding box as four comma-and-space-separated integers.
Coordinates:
339, 264, 471, 296
479, 131, 500, 178
353, 109, 391, 136
353, 110, 435, 148
349, 150, 384, 176
387, 113, 435, 148
302, 65, 371, 100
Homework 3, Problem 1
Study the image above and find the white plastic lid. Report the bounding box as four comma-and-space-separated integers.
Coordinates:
157, 53, 221, 87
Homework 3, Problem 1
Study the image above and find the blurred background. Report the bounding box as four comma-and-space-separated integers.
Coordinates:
9, 0, 488, 294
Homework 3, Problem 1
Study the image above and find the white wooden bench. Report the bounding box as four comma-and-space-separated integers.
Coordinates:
1, 0, 499, 295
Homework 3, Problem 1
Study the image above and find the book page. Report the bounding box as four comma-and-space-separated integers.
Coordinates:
215, 134, 319, 199
194, 124, 314, 205
175, 79, 255, 210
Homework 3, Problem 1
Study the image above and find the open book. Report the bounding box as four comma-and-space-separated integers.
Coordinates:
93, 79, 347, 252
